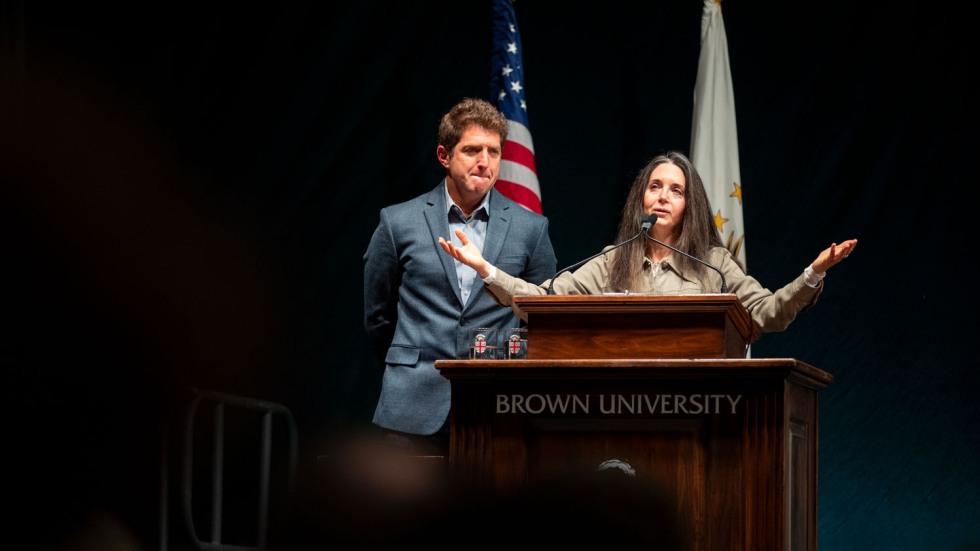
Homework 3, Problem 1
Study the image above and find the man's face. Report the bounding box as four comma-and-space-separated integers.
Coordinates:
438, 124, 502, 205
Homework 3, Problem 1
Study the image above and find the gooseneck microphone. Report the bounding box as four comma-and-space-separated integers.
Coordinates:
546, 214, 658, 295
642, 214, 729, 293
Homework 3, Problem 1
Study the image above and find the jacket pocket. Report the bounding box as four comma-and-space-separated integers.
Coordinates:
495, 254, 528, 274
385, 345, 421, 367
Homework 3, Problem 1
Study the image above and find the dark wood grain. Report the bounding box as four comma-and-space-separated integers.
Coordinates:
438, 358, 830, 551
513, 294, 758, 360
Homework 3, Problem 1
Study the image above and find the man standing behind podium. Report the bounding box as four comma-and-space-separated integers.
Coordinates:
363, 98, 556, 455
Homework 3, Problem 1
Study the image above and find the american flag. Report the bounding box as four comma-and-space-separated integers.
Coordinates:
489, 0, 542, 214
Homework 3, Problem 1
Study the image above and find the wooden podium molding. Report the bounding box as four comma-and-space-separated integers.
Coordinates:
436, 295, 833, 550
514, 294, 759, 360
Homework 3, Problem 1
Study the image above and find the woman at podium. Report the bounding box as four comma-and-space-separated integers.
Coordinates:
439, 150, 857, 335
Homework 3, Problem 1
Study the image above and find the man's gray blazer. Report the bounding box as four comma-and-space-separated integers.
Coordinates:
363, 182, 557, 435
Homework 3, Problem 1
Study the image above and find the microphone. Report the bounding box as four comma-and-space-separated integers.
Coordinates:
642, 214, 729, 293
546, 214, 657, 295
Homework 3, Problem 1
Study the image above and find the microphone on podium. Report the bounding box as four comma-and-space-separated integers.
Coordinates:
642, 214, 729, 293
546, 214, 658, 295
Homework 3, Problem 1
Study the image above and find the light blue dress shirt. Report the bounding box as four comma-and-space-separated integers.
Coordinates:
445, 184, 490, 307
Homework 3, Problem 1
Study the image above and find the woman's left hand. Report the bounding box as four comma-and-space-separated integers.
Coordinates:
811, 238, 858, 273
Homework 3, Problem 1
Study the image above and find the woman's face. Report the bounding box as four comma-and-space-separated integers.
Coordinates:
643, 162, 687, 237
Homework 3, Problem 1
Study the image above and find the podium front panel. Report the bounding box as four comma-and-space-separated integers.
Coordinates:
437, 358, 832, 551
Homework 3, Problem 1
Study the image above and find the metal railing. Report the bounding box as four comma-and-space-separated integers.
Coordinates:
160, 388, 298, 551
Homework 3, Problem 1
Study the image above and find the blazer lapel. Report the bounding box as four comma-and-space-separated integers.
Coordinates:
423, 184, 465, 309
481, 189, 512, 269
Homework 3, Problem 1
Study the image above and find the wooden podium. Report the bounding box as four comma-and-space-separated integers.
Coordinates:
514, 294, 760, 359
435, 295, 833, 550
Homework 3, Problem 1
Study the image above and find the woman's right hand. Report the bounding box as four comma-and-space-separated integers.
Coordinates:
438, 228, 493, 279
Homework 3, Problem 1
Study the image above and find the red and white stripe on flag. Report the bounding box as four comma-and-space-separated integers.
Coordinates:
497, 120, 542, 213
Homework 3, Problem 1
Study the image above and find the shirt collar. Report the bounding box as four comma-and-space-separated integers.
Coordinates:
644, 254, 702, 284
644, 254, 678, 274
643, 255, 671, 268
444, 181, 491, 220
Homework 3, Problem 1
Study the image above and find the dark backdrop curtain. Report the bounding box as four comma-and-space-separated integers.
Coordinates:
3, 2, 977, 549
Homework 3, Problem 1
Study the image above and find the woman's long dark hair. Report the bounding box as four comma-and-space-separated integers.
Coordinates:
607, 151, 722, 292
